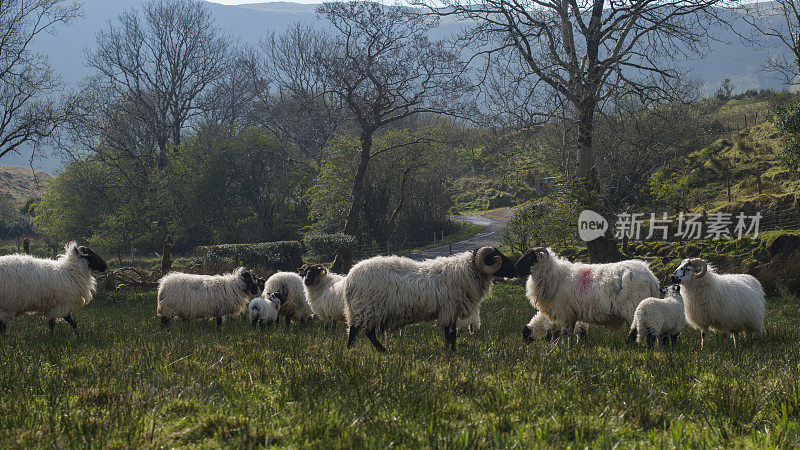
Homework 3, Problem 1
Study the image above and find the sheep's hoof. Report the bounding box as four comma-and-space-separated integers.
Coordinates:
366, 329, 386, 353
626, 329, 638, 347
64, 315, 79, 338
160, 317, 171, 328
522, 326, 534, 343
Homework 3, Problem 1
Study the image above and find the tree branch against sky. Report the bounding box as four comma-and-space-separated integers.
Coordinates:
739, 0, 800, 85
418, 0, 732, 261
0, 0, 80, 161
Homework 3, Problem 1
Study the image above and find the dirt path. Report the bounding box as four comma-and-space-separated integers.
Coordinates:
407, 207, 514, 261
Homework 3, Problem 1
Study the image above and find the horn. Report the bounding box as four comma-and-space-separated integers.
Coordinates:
533, 247, 549, 258
690, 259, 707, 278
475, 247, 501, 274
321, 265, 328, 275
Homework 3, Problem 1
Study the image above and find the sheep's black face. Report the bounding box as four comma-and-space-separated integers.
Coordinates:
671, 259, 697, 283
515, 249, 539, 276
76, 246, 108, 272
491, 249, 517, 278
250, 302, 260, 327
522, 325, 534, 343
303, 265, 327, 286
256, 276, 266, 293
241, 271, 261, 295
268, 291, 284, 309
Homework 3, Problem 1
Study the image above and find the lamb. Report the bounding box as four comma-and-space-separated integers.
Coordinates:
515, 247, 659, 346
670, 258, 766, 348
626, 284, 685, 349
157, 267, 264, 327
264, 271, 312, 326
0, 242, 108, 336
302, 264, 346, 331
249, 291, 284, 329
344, 246, 517, 352
523, 311, 589, 342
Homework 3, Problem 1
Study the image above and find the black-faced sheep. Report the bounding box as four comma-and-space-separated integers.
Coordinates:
0, 242, 108, 336
157, 268, 264, 327
302, 264, 346, 331
344, 247, 517, 352
671, 258, 765, 348
515, 247, 659, 346
626, 284, 685, 349
249, 291, 284, 329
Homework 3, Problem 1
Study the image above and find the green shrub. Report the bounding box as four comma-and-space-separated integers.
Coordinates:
303, 233, 356, 263
201, 241, 303, 272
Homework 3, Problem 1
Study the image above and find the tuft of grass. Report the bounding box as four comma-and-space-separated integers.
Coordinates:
1, 285, 800, 447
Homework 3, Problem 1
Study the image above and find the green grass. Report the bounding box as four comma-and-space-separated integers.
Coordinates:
2, 285, 800, 447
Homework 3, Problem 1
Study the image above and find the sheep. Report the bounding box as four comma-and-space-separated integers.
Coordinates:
523, 311, 589, 342
670, 258, 765, 348
249, 291, 284, 329
157, 267, 264, 327
626, 284, 685, 349
264, 271, 312, 326
344, 246, 517, 352
515, 247, 659, 346
302, 264, 346, 331
0, 242, 108, 337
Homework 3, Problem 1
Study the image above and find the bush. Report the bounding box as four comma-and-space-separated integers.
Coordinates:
303, 233, 355, 263
501, 194, 579, 253
201, 241, 303, 272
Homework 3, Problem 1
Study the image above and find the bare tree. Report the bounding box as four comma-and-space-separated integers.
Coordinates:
273, 2, 469, 271
258, 23, 344, 167
0, 0, 80, 160
740, 1, 800, 85
85, 0, 228, 168
199, 48, 264, 132
424, 0, 729, 261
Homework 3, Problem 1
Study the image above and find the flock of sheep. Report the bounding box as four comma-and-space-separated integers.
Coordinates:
0, 242, 766, 352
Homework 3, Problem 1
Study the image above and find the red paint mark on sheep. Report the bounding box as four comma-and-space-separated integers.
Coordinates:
578, 268, 593, 297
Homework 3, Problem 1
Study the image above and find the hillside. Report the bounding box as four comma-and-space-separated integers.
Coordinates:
0, 165, 52, 206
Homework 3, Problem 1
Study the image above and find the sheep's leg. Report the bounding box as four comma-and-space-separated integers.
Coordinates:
701, 330, 707, 349
64, 315, 79, 337
523, 325, 534, 343
285, 315, 291, 329
660, 334, 671, 349
646, 329, 656, 349
561, 326, 573, 348
160, 317, 171, 328
576, 326, 587, 341
331, 322, 337, 332
0, 320, 5, 336
216, 317, 223, 327
365, 329, 386, 353
442, 323, 458, 351
346, 325, 360, 349
48, 319, 56, 335
260, 321, 265, 331
626, 328, 638, 347
671, 334, 678, 348
731, 332, 738, 347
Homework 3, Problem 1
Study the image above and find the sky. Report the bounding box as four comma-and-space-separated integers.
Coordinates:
207, 0, 322, 4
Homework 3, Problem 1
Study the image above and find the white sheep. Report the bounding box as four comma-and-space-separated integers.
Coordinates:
0, 242, 108, 336
302, 264, 346, 331
264, 271, 312, 326
249, 292, 283, 329
344, 247, 517, 352
626, 284, 685, 349
157, 267, 264, 327
515, 247, 659, 346
671, 258, 765, 348
523, 311, 589, 342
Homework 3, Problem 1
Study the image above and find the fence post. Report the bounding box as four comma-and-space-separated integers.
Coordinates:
433, 233, 436, 245
441, 230, 444, 241
449, 243, 452, 255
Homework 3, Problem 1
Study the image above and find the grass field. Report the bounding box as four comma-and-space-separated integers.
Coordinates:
1, 284, 800, 447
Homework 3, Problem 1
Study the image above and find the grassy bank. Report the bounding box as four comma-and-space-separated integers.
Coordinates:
1, 284, 799, 447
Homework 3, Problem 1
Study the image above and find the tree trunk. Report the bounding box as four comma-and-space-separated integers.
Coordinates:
573, 100, 621, 263
332, 131, 373, 273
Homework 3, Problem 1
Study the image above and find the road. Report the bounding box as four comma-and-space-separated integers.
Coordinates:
407, 207, 513, 260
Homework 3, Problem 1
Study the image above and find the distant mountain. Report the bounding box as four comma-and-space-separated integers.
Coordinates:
0, 0, 793, 173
